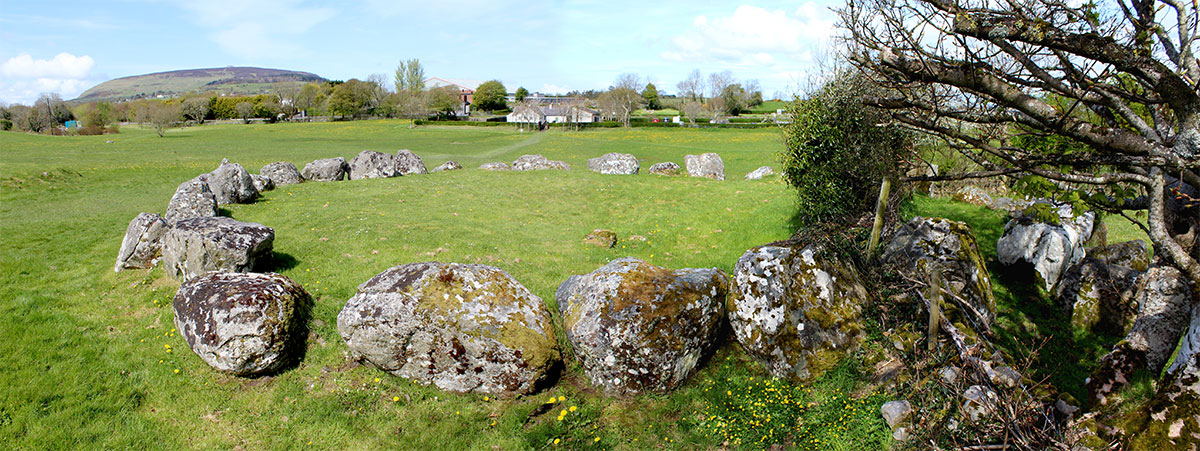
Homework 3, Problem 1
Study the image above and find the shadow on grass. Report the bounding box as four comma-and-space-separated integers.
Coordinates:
264, 252, 299, 272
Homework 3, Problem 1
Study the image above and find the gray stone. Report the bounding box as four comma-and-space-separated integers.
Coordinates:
348, 150, 398, 180
997, 203, 1095, 291
583, 229, 617, 248
1055, 258, 1142, 335
685, 153, 724, 180
962, 385, 997, 422
555, 258, 728, 396
115, 212, 168, 272
881, 400, 913, 429
394, 149, 427, 175
173, 272, 309, 376
431, 161, 462, 172
479, 162, 511, 171
953, 186, 992, 206
744, 166, 774, 180
162, 217, 275, 281
882, 217, 997, 328
165, 179, 218, 224
512, 154, 570, 171
337, 262, 559, 395
202, 159, 259, 205
940, 366, 960, 385
1088, 240, 1150, 272
301, 157, 348, 182
990, 365, 1021, 388
587, 152, 639, 175
729, 241, 869, 383
250, 174, 274, 192
260, 162, 304, 185
987, 196, 1035, 213
647, 162, 681, 176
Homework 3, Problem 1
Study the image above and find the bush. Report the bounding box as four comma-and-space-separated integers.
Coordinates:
779, 71, 913, 225
0, 119, 11, 131
78, 125, 105, 136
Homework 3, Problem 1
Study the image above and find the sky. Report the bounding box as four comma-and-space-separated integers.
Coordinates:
0, 0, 842, 105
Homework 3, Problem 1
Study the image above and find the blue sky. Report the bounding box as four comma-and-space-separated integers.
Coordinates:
0, 0, 841, 105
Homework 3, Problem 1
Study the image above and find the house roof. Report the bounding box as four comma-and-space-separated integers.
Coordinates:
542, 105, 598, 116
425, 77, 488, 91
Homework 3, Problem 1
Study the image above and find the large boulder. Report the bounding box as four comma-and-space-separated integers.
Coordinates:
348, 150, 398, 180
685, 153, 725, 181
479, 162, 511, 171
431, 161, 462, 172
165, 179, 218, 224
250, 174, 273, 192
114, 212, 168, 272
260, 162, 304, 185
1123, 299, 1200, 449
730, 241, 869, 382
202, 159, 259, 205
744, 166, 774, 180
881, 217, 996, 329
162, 217, 275, 281
1088, 240, 1150, 272
647, 162, 681, 176
337, 262, 559, 395
301, 157, 348, 182
587, 153, 639, 175
394, 149, 428, 175
952, 186, 992, 206
173, 272, 310, 376
555, 258, 728, 395
512, 154, 570, 171
996, 203, 1095, 291
1054, 258, 1142, 335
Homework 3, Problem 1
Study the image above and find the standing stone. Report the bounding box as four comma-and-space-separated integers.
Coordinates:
587, 153, 639, 175
301, 157, 349, 181
685, 153, 725, 181
250, 174, 274, 192
162, 217, 275, 281
1054, 258, 1142, 335
348, 150, 399, 180
512, 154, 570, 171
261, 162, 304, 185
394, 149, 428, 175
431, 161, 462, 172
997, 203, 1094, 291
479, 162, 511, 171
744, 166, 774, 180
730, 241, 869, 382
203, 159, 259, 204
115, 212, 168, 272
555, 258, 728, 395
881, 217, 996, 328
648, 162, 681, 176
173, 272, 310, 376
165, 179, 218, 224
337, 263, 559, 396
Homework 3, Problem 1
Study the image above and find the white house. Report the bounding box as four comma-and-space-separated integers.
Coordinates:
506, 104, 600, 125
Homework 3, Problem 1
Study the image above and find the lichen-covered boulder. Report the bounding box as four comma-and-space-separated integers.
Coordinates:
952, 186, 992, 206
744, 166, 774, 180
394, 149, 428, 175
730, 241, 869, 382
583, 229, 617, 248
162, 217, 275, 281
587, 153, 639, 175
260, 162, 304, 185
203, 159, 259, 204
337, 263, 558, 395
1088, 240, 1150, 272
348, 150, 398, 180
301, 157, 348, 182
1123, 300, 1200, 449
480, 162, 511, 171
881, 217, 996, 328
648, 162, 681, 176
115, 212, 168, 272
250, 174, 274, 192
997, 203, 1095, 291
512, 154, 570, 171
555, 258, 728, 395
173, 272, 309, 376
165, 178, 218, 224
432, 161, 462, 172
685, 153, 725, 181
1054, 258, 1142, 335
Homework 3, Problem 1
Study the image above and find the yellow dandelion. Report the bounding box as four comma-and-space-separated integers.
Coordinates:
569, 406, 577, 412
553, 439, 560, 445
594, 437, 600, 443
173, 369, 179, 374
557, 396, 565, 402
392, 396, 400, 402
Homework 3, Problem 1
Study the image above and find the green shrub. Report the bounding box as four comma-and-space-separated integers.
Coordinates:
0, 119, 11, 131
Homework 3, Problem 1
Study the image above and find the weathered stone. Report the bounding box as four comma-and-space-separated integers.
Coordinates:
990, 365, 1021, 388
165, 179, 218, 224
583, 229, 617, 248
1124, 300, 1200, 449
940, 366, 961, 385
881, 400, 913, 429
173, 272, 309, 376
1055, 258, 1142, 335
882, 217, 996, 328
301, 157, 348, 181
1088, 240, 1150, 272
260, 161, 304, 185
115, 212, 168, 272
162, 217, 275, 281
962, 385, 998, 422
987, 196, 1035, 213
394, 149, 427, 175
587, 153, 639, 175
431, 161, 462, 172
479, 162, 511, 171
555, 258, 728, 395
997, 203, 1095, 291
744, 166, 774, 180
906, 163, 938, 195
348, 150, 398, 180
729, 241, 869, 383
337, 262, 558, 395
952, 186, 992, 206
250, 173, 274, 192
203, 159, 259, 204
512, 154, 570, 171
647, 162, 681, 176
685, 153, 725, 181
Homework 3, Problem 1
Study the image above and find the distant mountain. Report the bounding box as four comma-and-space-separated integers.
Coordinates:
74, 66, 328, 103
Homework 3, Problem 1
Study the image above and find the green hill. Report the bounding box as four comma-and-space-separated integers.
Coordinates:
74, 66, 327, 103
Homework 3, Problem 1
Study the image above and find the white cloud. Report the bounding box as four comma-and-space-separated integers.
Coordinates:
0, 53, 98, 104
660, 4, 836, 66
174, 0, 335, 61
539, 84, 570, 95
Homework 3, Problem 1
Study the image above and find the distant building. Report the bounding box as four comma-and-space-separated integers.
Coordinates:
425, 77, 486, 115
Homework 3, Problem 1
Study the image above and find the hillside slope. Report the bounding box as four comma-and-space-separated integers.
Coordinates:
75, 66, 327, 103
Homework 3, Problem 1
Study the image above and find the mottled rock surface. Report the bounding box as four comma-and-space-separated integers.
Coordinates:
881, 217, 996, 328
250, 174, 274, 192
115, 212, 168, 272
729, 242, 869, 382
162, 217, 275, 281
432, 161, 462, 172
587, 153, 639, 175
962, 385, 998, 422
997, 204, 1095, 291
203, 159, 258, 204
1088, 240, 1150, 272
260, 162, 304, 185
301, 157, 348, 182
512, 154, 570, 171
394, 149, 428, 175
165, 179, 218, 224
583, 229, 617, 248
1054, 258, 1141, 335
173, 272, 310, 376
744, 166, 774, 180
555, 258, 728, 395
685, 153, 725, 181
480, 162, 511, 171
647, 162, 681, 176
952, 186, 992, 207
348, 150, 398, 180
337, 263, 558, 395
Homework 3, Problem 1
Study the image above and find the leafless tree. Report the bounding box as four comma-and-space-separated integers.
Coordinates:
601, 73, 643, 127
680, 100, 703, 127
677, 69, 706, 102
707, 70, 735, 100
